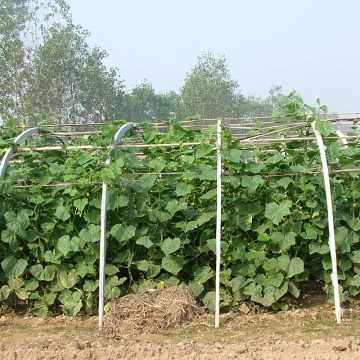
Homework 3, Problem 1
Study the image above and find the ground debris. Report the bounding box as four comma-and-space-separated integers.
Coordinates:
102, 285, 204, 337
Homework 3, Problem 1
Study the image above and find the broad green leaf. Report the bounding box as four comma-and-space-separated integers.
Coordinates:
195, 143, 213, 158
226, 149, 243, 163
248, 162, 265, 174
315, 120, 333, 136
15, 288, 29, 300
57, 235, 80, 257
288, 281, 300, 298
188, 281, 204, 297
265, 201, 291, 225
206, 239, 229, 254
152, 210, 172, 222
276, 177, 293, 189
8, 277, 24, 290
197, 212, 216, 226
242, 175, 264, 190
287, 257, 304, 278
4, 211, 29, 235
101, 168, 115, 182
165, 199, 187, 216
79, 224, 100, 243
54, 206, 71, 221
268, 273, 284, 288
176, 221, 198, 233
194, 266, 214, 283
175, 182, 194, 196
200, 188, 217, 199
0, 285, 11, 301
74, 198, 88, 212
161, 237, 181, 256
230, 275, 246, 292
202, 291, 216, 312
1, 257, 28, 278
29, 264, 56, 281
199, 169, 217, 181
271, 232, 296, 251
149, 158, 167, 172
58, 269, 78, 289
105, 264, 119, 276
110, 224, 136, 242
161, 255, 185, 275
136, 236, 154, 249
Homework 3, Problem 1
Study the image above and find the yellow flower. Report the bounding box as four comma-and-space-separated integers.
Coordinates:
318, 238, 323, 243
86, 192, 90, 197
2, 147, 9, 153
227, 256, 232, 261
21, 123, 26, 129
18, 246, 23, 251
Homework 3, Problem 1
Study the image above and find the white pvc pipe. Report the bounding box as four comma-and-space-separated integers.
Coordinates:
98, 123, 134, 330
215, 120, 222, 328
0, 127, 39, 180
311, 121, 342, 324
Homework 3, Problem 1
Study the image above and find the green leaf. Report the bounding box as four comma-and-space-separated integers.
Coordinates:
199, 169, 217, 181
194, 266, 214, 284
161, 255, 185, 275
176, 221, 198, 233
287, 257, 304, 278
265, 201, 291, 225
57, 235, 80, 257
202, 291, 216, 312
58, 269, 78, 289
110, 224, 136, 242
160, 237, 181, 256
288, 281, 300, 298
188, 281, 204, 297
79, 224, 100, 243
105, 264, 119, 276
315, 120, 333, 136
4, 211, 29, 235
29, 264, 56, 281
74, 198, 88, 212
1, 257, 28, 278
176, 182, 194, 196
195, 143, 213, 158
197, 212, 216, 226
0, 285, 11, 301
242, 175, 264, 190
276, 177, 293, 190
149, 158, 167, 172
165, 199, 187, 216
136, 236, 154, 249
200, 188, 217, 199
54, 206, 71, 221
8, 277, 24, 290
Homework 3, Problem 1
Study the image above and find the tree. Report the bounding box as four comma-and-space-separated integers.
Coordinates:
123, 81, 180, 122
0, 0, 125, 126
234, 86, 284, 118
24, 22, 124, 124
0, 0, 28, 120
180, 51, 239, 119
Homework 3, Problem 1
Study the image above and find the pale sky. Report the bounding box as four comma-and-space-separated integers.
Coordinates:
66, 0, 360, 114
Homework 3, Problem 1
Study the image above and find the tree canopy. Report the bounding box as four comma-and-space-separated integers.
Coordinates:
0, 0, 284, 126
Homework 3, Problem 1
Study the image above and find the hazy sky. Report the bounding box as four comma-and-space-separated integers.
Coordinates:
66, 0, 360, 113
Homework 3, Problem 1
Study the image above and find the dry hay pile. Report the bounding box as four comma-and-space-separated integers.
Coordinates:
102, 286, 204, 337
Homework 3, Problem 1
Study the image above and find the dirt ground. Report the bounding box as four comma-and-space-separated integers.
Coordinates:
1, 294, 360, 360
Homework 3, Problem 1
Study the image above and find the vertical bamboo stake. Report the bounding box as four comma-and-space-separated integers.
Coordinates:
215, 120, 222, 328
311, 121, 342, 324
99, 123, 134, 330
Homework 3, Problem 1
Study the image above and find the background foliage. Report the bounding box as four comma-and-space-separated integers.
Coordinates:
0, 0, 284, 127
0, 94, 359, 316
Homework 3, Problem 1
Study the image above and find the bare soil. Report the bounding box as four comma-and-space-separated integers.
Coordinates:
1, 293, 360, 360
